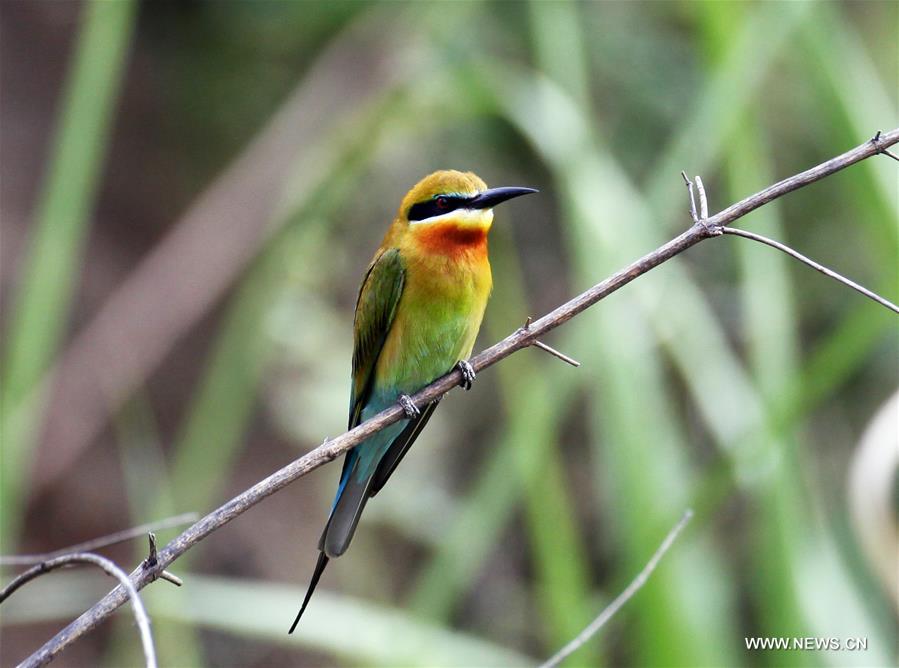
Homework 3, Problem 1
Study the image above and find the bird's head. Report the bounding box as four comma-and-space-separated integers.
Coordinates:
388, 170, 536, 250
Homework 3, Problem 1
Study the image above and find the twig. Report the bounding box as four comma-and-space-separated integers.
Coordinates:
532, 341, 581, 368
22, 129, 899, 667
522, 317, 581, 367
0, 513, 198, 566
681, 171, 699, 223
695, 175, 709, 220
0, 553, 156, 668
539, 510, 693, 668
721, 227, 899, 314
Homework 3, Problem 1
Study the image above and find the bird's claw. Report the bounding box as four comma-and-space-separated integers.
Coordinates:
399, 394, 420, 419
456, 360, 476, 391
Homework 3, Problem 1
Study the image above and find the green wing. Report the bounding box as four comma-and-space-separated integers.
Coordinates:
347, 247, 445, 498
349, 247, 405, 428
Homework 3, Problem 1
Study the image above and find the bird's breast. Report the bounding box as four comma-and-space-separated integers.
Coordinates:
374, 242, 492, 394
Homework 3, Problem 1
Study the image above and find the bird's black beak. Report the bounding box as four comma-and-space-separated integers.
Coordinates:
469, 186, 538, 209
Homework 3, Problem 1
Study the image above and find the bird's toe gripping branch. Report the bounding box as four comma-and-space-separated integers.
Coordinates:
456, 360, 476, 391
398, 394, 421, 419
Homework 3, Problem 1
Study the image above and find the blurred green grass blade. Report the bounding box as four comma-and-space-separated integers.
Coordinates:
503, 14, 744, 665
787, 303, 892, 424
798, 1, 898, 303
696, 3, 808, 646
524, 453, 597, 665
645, 1, 813, 220
702, 4, 893, 661
480, 61, 769, 454
802, 3, 898, 216
521, 4, 737, 663
527, 0, 590, 109
731, 119, 809, 668
166, 245, 283, 514
489, 227, 599, 666
701, 14, 809, 654
793, 539, 894, 667
408, 359, 579, 619
0, 573, 533, 667
725, 131, 800, 405
581, 300, 736, 668
146, 575, 535, 668
562, 187, 736, 666
114, 394, 178, 521
0, 0, 137, 547
790, 6, 897, 658
111, 395, 206, 668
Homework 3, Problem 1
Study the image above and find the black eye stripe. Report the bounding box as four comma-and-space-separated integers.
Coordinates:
408, 195, 470, 221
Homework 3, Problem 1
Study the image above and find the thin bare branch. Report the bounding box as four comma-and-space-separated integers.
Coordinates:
532, 340, 581, 367
523, 317, 581, 366
23, 128, 899, 667
0, 553, 156, 668
703, 129, 897, 227
157, 570, 183, 587
721, 226, 899, 314
539, 510, 694, 668
0, 513, 198, 566
681, 171, 699, 223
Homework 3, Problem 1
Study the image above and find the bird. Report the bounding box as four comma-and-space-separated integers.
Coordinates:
289, 170, 536, 632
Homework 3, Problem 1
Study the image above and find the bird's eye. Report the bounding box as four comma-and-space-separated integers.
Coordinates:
435, 196, 449, 209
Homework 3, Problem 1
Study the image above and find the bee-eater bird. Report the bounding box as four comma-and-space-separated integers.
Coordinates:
289, 170, 536, 632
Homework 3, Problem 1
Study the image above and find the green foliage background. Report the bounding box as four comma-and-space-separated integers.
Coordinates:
1, 1, 896, 666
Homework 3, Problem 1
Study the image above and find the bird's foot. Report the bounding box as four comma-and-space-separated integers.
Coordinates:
456, 360, 476, 391
398, 394, 421, 419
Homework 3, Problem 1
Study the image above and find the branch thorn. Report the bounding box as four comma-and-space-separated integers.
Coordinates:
871, 130, 899, 162
141, 532, 182, 587
146, 533, 158, 568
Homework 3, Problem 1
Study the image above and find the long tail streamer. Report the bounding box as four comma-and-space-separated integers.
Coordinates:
289, 551, 330, 634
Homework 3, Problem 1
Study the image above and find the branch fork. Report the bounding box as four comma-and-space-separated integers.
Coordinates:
681, 154, 899, 314
141, 533, 183, 587
682, 171, 719, 236
872, 130, 899, 163
520, 316, 581, 367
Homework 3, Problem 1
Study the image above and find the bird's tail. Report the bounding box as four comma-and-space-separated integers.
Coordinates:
289, 454, 374, 632
321, 460, 375, 558
288, 551, 329, 634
